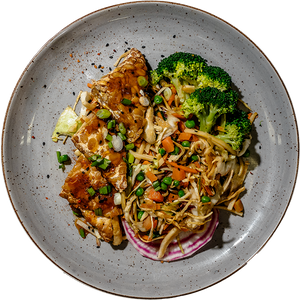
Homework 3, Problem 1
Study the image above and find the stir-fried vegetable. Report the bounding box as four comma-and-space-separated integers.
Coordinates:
123, 51, 256, 260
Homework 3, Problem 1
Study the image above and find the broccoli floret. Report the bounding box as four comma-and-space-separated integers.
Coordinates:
215, 109, 252, 150
150, 52, 207, 101
198, 66, 232, 91
181, 87, 238, 133
150, 52, 232, 101
151, 52, 208, 84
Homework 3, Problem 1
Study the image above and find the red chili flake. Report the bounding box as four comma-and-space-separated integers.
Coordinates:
45, 197, 48, 199
78, 200, 81, 203
32, 135, 35, 139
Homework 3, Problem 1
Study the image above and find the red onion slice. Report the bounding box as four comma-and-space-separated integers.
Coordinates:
122, 209, 219, 261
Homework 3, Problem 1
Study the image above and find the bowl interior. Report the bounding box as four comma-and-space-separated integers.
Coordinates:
2, 2, 298, 298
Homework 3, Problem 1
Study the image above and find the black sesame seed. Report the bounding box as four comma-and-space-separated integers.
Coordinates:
173, 35, 176, 38
43, 142, 45, 146
91, 63, 95, 65
47, 175, 50, 178
125, 41, 128, 44
142, 45, 146, 48
73, 92, 75, 95
106, 43, 109, 47
109, 56, 113, 59
43, 84, 47, 88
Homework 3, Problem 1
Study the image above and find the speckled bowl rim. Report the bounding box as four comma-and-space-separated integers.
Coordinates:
0, 0, 300, 299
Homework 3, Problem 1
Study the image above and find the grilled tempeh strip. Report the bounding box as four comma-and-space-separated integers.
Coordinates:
91, 48, 149, 143
71, 113, 127, 192
59, 155, 123, 245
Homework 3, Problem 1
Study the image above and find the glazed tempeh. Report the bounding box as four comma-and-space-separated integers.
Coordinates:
59, 155, 123, 245
91, 48, 149, 143
71, 113, 127, 192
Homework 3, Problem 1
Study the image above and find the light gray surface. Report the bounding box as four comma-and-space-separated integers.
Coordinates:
2, 1, 298, 299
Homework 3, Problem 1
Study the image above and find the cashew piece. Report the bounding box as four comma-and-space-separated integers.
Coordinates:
143, 106, 156, 144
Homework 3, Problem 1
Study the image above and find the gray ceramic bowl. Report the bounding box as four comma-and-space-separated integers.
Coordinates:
2, 1, 298, 298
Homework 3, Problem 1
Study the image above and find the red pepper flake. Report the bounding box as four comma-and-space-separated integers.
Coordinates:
32, 135, 35, 139
45, 197, 48, 199
77, 59, 80, 63
69, 53, 73, 58
97, 52, 101, 55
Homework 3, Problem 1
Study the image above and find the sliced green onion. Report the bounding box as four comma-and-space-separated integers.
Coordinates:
125, 143, 135, 151
56, 151, 70, 163
108, 141, 113, 148
79, 228, 85, 238
56, 151, 61, 162
107, 119, 116, 129
127, 152, 135, 164
105, 134, 113, 142
96, 109, 111, 119
99, 184, 111, 195
121, 98, 132, 106
153, 181, 160, 189
88, 154, 98, 161
119, 122, 126, 135
137, 76, 148, 87
118, 132, 126, 141
98, 158, 111, 170
94, 207, 103, 216
87, 187, 96, 196
154, 186, 161, 191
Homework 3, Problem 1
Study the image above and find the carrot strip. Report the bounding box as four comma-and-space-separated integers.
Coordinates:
168, 85, 177, 106
142, 161, 151, 165
167, 193, 179, 202
162, 136, 174, 153
172, 167, 186, 181
177, 132, 192, 141
145, 171, 158, 183
87, 83, 93, 88
172, 113, 187, 121
157, 111, 164, 119
148, 188, 164, 202
166, 161, 198, 174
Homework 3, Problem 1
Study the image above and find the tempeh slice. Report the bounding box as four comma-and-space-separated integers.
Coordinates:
91, 48, 149, 143
71, 113, 127, 192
